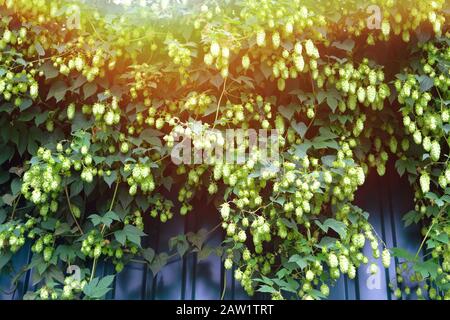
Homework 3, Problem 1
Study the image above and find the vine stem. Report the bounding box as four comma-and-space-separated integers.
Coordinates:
220, 271, 227, 300
205, 222, 222, 238
9, 194, 22, 221
212, 77, 227, 130
414, 204, 448, 259
370, 224, 387, 249
89, 20, 106, 43
8, 48, 76, 72
89, 178, 120, 282
64, 185, 84, 235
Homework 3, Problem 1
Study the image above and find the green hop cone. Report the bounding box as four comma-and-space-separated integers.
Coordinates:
339, 254, 349, 274
382, 249, 391, 268
256, 29, 266, 47
67, 103, 76, 120
348, 264, 356, 279
367, 85, 376, 103
305, 270, 315, 281
423, 136, 432, 152
357, 86, 366, 103
220, 203, 230, 220
430, 140, 441, 161
381, 20, 390, 36
328, 252, 338, 268
438, 175, 447, 188
43, 247, 53, 262
413, 130, 422, 144
419, 173, 430, 194
242, 55, 250, 70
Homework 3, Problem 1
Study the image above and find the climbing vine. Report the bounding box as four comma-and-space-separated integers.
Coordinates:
0, 0, 449, 300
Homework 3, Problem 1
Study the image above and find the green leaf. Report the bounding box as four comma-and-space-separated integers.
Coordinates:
114, 224, 146, 246
257, 285, 277, 294
416, 75, 434, 92
39, 61, 58, 79
169, 235, 189, 257
413, 260, 438, 279
321, 155, 336, 167
391, 247, 417, 261
19, 98, 33, 111
0, 252, 12, 272
83, 275, 115, 299
425, 192, 444, 207
288, 254, 307, 269
83, 82, 97, 99
316, 91, 327, 104
103, 170, 117, 188
433, 232, 449, 244
197, 246, 213, 261
140, 128, 163, 147
90, 211, 120, 228
395, 158, 417, 177
54, 244, 79, 262
10, 178, 22, 196
162, 176, 173, 191
278, 104, 296, 120
292, 142, 311, 158
0, 171, 10, 185
186, 229, 208, 250
315, 219, 347, 239
70, 179, 83, 197
0, 145, 13, 165
254, 275, 274, 285
149, 253, 168, 275
47, 80, 68, 102
402, 210, 421, 227
210, 73, 224, 88
0, 208, 6, 224
291, 121, 307, 139
2, 194, 16, 206
327, 95, 338, 113
34, 42, 45, 56
331, 39, 355, 52
118, 187, 133, 210
34, 111, 49, 126
395, 159, 406, 176
142, 247, 155, 264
